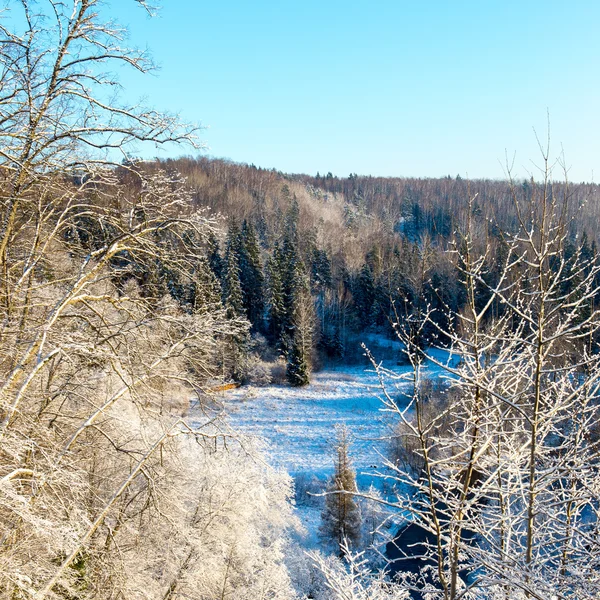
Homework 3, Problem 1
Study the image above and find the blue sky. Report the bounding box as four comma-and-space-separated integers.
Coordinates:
109, 1, 599, 181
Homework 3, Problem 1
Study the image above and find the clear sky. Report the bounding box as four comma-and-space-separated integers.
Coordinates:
109, 1, 600, 182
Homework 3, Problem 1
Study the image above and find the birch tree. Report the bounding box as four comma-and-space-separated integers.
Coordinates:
0, 3, 296, 599
332, 153, 600, 599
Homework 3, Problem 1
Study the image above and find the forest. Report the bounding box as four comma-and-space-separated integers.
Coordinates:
1, 1, 600, 600
155, 155, 600, 381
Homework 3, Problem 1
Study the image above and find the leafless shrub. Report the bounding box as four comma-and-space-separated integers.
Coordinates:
270, 358, 289, 385
335, 152, 600, 599
240, 354, 274, 386
294, 472, 325, 507
389, 378, 453, 476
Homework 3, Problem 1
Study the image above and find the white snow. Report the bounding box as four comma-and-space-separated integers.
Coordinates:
200, 347, 456, 548
222, 349, 454, 482
184, 342, 458, 558
221, 366, 404, 485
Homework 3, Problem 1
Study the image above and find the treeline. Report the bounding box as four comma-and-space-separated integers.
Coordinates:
147, 157, 600, 381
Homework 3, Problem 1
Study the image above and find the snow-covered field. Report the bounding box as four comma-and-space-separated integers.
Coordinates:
222, 365, 406, 485
209, 348, 455, 545
222, 350, 453, 481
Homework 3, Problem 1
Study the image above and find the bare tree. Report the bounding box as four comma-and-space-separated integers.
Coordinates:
0, 0, 200, 311
345, 153, 600, 600
0, 3, 297, 599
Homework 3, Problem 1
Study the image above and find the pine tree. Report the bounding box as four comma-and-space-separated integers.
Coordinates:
320, 426, 362, 554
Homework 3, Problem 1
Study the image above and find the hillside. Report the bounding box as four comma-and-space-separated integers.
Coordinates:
2, 2, 600, 599
148, 156, 600, 366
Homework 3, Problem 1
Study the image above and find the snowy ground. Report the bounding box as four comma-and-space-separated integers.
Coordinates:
222, 365, 406, 484
203, 347, 456, 547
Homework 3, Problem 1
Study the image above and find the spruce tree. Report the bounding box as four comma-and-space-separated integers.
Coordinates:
320, 426, 362, 554
281, 236, 300, 348
267, 243, 286, 347
354, 263, 376, 325
310, 247, 332, 290
193, 256, 224, 314
280, 205, 303, 350
285, 271, 313, 386
268, 232, 303, 355
265, 198, 315, 384
239, 220, 265, 331
206, 231, 224, 284
286, 337, 310, 386
222, 235, 245, 318
221, 228, 250, 381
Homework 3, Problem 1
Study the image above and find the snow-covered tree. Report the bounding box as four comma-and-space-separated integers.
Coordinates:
0, 3, 293, 598
327, 152, 600, 599
389, 166, 600, 599
310, 544, 410, 600
193, 256, 225, 314
320, 426, 362, 553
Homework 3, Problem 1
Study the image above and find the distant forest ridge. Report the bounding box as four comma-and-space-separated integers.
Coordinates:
156, 156, 600, 245
140, 156, 600, 358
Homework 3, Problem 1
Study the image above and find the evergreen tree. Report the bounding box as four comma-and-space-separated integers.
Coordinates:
206, 231, 224, 281
354, 263, 376, 326
239, 220, 265, 331
310, 247, 331, 336
281, 226, 314, 385
222, 233, 245, 318
221, 228, 250, 381
267, 243, 286, 347
280, 205, 304, 348
320, 426, 361, 554
281, 237, 300, 346
286, 334, 311, 386
311, 248, 332, 289
286, 195, 300, 239
268, 200, 309, 356
193, 256, 224, 314
286, 274, 313, 386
